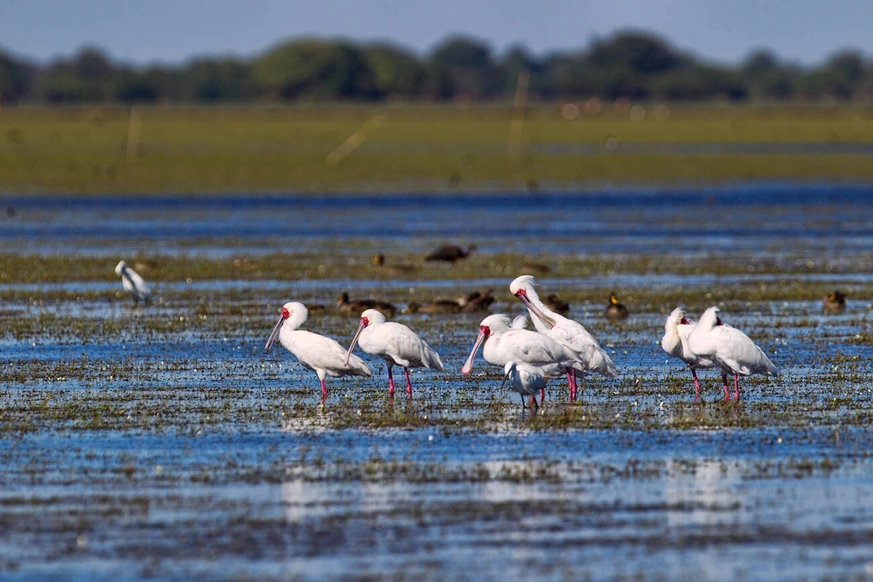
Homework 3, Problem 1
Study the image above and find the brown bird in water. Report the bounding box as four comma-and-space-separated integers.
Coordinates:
372, 253, 416, 275
336, 292, 397, 317
605, 293, 629, 321
425, 244, 477, 264
822, 290, 847, 313
457, 289, 495, 312
543, 293, 570, 316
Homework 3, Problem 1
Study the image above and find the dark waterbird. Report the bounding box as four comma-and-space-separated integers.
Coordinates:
372, 253, 416, 275
544, 293, 570, 316
336, 292, 397, 317
605, 293, 629, 320
425, 244, 477, 264
822, 290, 846, 313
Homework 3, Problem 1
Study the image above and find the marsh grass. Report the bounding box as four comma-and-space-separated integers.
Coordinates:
3, 104, 873, 193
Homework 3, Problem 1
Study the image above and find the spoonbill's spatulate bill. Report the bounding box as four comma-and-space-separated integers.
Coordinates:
509, 275, 617, 401
502, 361, 546, 410
345, 309, 443, 397
115, 260, 150, 305
687, 306, 778, 402
661, 307, 716, 400
265, 301, 371, 401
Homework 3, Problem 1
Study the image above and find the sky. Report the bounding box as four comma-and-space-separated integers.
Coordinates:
1, 0, 873, 66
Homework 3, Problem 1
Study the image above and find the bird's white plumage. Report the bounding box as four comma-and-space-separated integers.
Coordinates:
509, 275, 617, 377
661, 307, 715, 370
346, 308, 442, 396
265, 302, 371, 398
115, 260, 150, 304
687, 306, 778, 379
502, 361, 546, 398
350, 309, 443, 370
461, 313, 578, 376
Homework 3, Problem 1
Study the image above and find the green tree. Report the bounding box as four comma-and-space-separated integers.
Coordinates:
0, 49, 32, 102
587, 31, 684, 75
430, 35, 500, 98
362, 44, 425, 98
254, 39, 378, 100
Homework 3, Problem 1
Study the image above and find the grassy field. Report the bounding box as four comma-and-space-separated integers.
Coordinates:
1, 103, 873, 193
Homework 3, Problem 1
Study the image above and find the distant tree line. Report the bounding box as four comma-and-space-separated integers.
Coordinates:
1, 31, 872, 104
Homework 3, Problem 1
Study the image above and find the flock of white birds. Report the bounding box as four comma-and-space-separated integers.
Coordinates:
116, 262, 778, 408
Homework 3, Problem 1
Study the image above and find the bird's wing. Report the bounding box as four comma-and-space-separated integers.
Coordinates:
551, 321, 600, 352
125, 269, 150, 297
503, 330, 574, 367
382, 323, 443, 370
548, 322, 615, 375
714, 327, 777, 377
286, 331, 371, 377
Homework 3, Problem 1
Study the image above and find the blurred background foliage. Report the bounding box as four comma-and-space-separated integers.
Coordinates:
2, 30, 873, 105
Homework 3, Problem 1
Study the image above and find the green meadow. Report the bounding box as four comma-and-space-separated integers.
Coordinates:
1, 102, 873, 194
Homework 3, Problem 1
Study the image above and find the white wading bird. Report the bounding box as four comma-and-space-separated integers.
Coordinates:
509, 275, 617, 401
661, 307, 717, 401
345, 309, 443, 398
687, 306, 778, 402
265, 302, 371, 401
461, 314, 581, 404
502, 361, 547, 410
115, 260, 150, 305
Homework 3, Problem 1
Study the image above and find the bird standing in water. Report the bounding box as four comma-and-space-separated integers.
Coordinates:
822, 290, 846, 313
115, 260, 150, 305
509, 275, 617, 401
605, 293, 629, 321
336, 292, 397, 317
265, 302, 371, 402
687, 306, 778, 402
346, 309, 443, 398
502, 361, 547, 410
425, 244, 476, 264
661, 307, 715, 401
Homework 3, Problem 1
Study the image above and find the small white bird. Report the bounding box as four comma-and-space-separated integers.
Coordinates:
687, 306, 778, 402
661, 307, 716, 401
115, 260, 150, 305
502, 361, 546, 410
265, 302, 371, 401
345, 309, 443, 398
509, 275, 616, 401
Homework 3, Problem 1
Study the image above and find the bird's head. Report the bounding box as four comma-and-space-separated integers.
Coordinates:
609, 293, 620, 305
336, 292, 350, 306
115, 260, 127, 275
665, 307, 685, 329
509, 275, 536, 298
372, 253, 385, 267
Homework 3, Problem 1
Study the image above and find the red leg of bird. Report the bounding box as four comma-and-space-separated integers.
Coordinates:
403, 367, 413, 396
387, 365, 395, 397
529, 395, 536, 407
566, 368, 576, 402
691, 368, 701, 402
733, 373, 740, 402
320, 379, 327, 402
721, 373, 730, 402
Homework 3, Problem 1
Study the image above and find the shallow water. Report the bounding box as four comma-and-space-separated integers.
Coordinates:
2, 184, 873, 580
